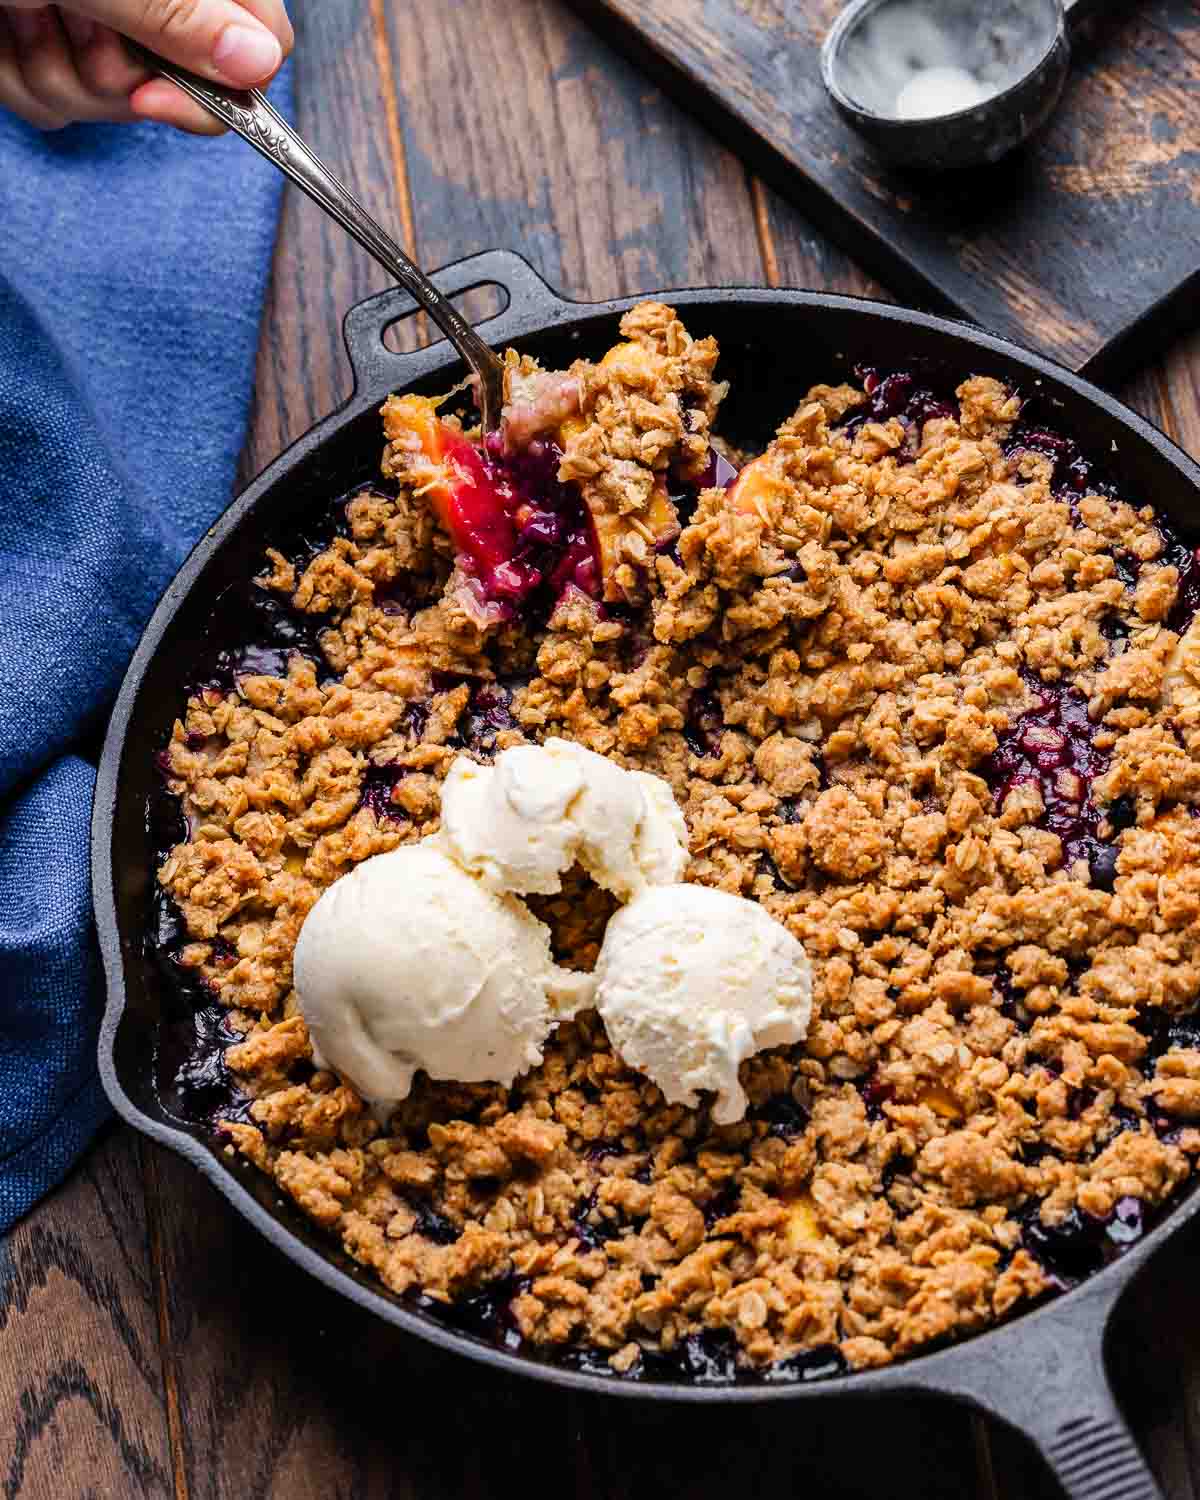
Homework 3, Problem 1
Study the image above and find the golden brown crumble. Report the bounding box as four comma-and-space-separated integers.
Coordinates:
155, 303, 1200, 1380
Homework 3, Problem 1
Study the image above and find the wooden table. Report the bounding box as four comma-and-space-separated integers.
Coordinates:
6, 3, 1200, 1495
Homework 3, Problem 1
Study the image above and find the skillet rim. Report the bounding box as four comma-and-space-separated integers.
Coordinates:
93, 267, 1200, 1405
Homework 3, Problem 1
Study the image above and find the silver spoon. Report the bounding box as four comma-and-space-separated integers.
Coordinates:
130, 46, 507, 431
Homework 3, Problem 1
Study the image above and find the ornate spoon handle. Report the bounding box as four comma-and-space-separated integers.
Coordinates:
130, 46, 507, 430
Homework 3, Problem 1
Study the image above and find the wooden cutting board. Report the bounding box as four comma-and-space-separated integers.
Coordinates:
565, 0, 1200, 380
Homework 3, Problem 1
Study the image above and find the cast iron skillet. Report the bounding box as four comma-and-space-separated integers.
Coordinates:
94, 249, 1200, 1500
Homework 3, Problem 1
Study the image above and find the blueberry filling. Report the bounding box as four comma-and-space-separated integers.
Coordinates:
209, 935, 237, 967
757, 849, 790, 892
626, 1330, 846, 1386
684, 688, 725, 757
169, 1002, 245, 1124
859, 1073, 894, 1122
412, 1273, 531, 1353
412, 1202, 461, 1246
1109, 1103, 1144, 1136
1020, 1198, 1147, 1287
702, 1180, 741, 1230
358, 762, 409, 823
1162, 529, 1200, 633
1112, 552, 1139, 588
375, 573, 424, 617
585, 1142, 629, 1166
753, 1093, 809, 1139
1106, 1195, 1144, 1247
190, 584, 336, 696
1088, 844, 1120, 893
557, 1346, 624, 1377
617, 623, 654, 669
1003, 423, 1116, 524
1107, 795, 1137, 834
982, 671, 1109, 873
840, 367, 956, 449
400, 697, 431, 741
149, 894, 250, 1129
572, 1190, 624, 1252
1067, 1085, 1097, 1120
450, 677, 526, 755
1138, 1005, 1200, 1073
147, 773, 188, 850
1020, 1205, 1106, 1283
990, 962, 1030, 1030
657, 1329, 741, 1385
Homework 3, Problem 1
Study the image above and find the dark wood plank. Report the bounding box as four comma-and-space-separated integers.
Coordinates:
564, 0, 1200, 379
1111, 1218, 1200, 1500
0, 1125, 174, 1500
237, 0, 416, 484
756, 178, 888, 300
378, 0, 766, 298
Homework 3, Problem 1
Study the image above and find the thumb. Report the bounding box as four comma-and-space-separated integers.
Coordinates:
62, 0, 291, 89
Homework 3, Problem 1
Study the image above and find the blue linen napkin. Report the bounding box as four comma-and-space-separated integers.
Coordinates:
0, 71, 292, 1231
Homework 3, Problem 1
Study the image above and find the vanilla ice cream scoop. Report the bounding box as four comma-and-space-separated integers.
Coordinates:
593, 884, 812, 1124
294, 843, 592, 1104
437, 738, 689, 900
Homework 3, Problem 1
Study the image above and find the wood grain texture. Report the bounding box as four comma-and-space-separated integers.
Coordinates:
757, 178, 889, 300
563, 0, 1200, 379
376, 0, 765, 298
0, 1126, 173, 1500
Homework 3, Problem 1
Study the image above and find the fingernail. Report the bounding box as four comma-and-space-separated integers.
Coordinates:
212, 21, 281, 85
60, 10, 97, 48
6, 7, 45, 44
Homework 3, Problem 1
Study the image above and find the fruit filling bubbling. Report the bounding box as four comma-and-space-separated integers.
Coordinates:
440, 430, 600, 615
982, 672, 1112, 878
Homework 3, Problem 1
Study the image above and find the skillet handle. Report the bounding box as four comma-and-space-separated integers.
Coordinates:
931, 1285, 1161, 1500
341, 249, 578, 398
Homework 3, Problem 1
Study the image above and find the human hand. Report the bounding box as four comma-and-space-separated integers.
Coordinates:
0, 0, 292, 134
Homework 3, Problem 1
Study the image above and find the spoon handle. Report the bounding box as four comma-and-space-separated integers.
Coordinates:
130, 46, 507, 430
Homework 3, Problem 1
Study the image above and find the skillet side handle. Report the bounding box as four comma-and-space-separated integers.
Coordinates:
936, 1287, 1161, 1500
341, 249, 576, 397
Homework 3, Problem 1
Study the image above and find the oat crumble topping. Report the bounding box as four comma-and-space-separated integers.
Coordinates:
152, 303, 1200, 1382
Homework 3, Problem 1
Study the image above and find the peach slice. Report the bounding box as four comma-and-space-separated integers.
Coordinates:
385, 394, 539, 603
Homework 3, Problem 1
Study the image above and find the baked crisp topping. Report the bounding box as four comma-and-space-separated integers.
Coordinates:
153, 303, 1200, 1382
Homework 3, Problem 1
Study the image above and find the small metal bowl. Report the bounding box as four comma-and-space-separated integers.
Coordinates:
821, 0, 1070, 170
